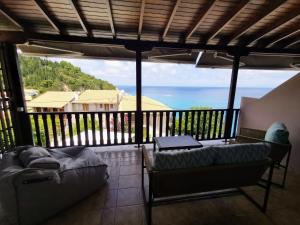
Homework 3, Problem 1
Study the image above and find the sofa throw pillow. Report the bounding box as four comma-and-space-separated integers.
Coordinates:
154, 146, 215, 170
265, 122, 289, 144
27, 157, 60, 169
19, 146, 51, 167
213, 143, 271, 165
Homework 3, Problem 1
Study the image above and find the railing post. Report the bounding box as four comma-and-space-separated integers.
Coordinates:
135, 49, 143, 147
1, 43, 33, 146
224, 54, 240, 141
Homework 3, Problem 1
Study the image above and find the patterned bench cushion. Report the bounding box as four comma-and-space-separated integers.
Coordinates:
154, 147, 215, 170
212, 143, 271, 165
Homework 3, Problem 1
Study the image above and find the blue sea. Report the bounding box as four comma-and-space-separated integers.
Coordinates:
118, 86, 271, 109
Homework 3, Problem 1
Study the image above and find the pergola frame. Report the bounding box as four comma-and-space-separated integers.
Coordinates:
0, 0, 299, 146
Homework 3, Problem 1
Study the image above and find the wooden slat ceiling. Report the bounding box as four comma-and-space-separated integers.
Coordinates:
1, 0, 300, 67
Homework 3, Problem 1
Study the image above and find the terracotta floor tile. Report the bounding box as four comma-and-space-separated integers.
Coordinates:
118, 175, 141, 189
101, 208, 116, 225
115, 205, 144, 225
117, 188, 143, 207
119, 165, 141, 175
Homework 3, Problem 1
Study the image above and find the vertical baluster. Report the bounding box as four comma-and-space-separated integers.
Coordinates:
42, 114, 50, 147
201, 111, 207, 140
207, 111, 213, 140
184, 111, 189, 135
196, 111, 201, 140
121, 112, 125, 144
171, 111, 176, 136
33, 114, 42, 146
91, 113, 96, 146
152, 111, 157, 140
159, 111, 163, 137
218, 110, 224, 138
83, 113, 89, 145
190, 111, 195, 137
213, 111, 219, 139
98, 113, 104, 145
128, 112, 132, 144
106, 112, 111, 145
50, 114, 58, 147
59, 113, 66, 147
75, 113, 81, 145
113, 112, 118, 144
67, 114, 73, 146
178, 111, 182, 135
0, 105, 8, 148
146, 111, 150, 143
232, 109, 239, 138
165, 111, 170, 136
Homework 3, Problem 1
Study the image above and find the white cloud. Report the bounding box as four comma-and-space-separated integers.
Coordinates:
47, 57, 296, 88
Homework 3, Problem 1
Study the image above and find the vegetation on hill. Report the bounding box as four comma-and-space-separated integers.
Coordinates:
19, 55, 115, 93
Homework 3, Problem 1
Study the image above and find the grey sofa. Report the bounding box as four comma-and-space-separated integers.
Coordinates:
0, 146, 108, 225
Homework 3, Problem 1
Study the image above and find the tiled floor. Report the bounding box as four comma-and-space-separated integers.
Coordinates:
2, 142, 300, 225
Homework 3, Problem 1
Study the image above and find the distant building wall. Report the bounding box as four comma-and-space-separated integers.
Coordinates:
72, 103, 118, 112
239, 74, 300, 172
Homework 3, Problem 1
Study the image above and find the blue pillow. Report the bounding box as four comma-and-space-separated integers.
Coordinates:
265, 122, 289, 144
212, 143, 271, 165
154, 147, 215, 170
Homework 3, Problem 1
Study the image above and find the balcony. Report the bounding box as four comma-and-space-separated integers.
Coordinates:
1, 0, 300, 225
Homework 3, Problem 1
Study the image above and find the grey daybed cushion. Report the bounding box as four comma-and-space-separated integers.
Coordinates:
19, 146, 51, 167
27, 157, 60, 169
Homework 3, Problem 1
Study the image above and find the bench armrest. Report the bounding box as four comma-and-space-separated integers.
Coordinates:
142, 145, 153, 173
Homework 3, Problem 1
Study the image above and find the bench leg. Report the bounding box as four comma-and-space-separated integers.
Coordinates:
262, 163, 274, 212
281, 148, 291, 188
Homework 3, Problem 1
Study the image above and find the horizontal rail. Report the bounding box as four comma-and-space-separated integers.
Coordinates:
27, 109, 240, 148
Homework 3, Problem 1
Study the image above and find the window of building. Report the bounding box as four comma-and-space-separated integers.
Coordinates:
83, 104, 89, 112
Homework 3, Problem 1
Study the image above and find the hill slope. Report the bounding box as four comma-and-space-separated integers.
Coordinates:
19, 56, 115, 93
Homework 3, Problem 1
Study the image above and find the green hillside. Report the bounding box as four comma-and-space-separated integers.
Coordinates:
19, 55, 115, 93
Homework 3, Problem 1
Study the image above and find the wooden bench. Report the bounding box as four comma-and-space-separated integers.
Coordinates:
141, 145, 274, 225
231, 127, 292, 187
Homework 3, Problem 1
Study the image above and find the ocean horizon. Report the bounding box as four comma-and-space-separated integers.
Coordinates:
118, 85, 272, 110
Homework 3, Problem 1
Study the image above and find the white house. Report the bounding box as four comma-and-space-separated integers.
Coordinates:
72, 90, 123, 112
27, 91, 78, 112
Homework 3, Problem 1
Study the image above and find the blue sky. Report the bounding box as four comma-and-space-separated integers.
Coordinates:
48, 58, 296, 88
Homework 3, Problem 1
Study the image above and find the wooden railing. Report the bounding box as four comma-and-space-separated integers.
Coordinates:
27, 109, 240, 148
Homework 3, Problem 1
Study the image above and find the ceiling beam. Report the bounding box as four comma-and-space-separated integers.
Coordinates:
162, 0, 180, 41
1, 31, 300, 56
206, 0, 249, 43
265, 27, 300, 48
185, 0, 217, 41
104, 0, 116, 38
69, 0, 91, 37
0, 3, 24, 31
33, 0, 61, 34
138, 0, 146, 39
225, 0, 285, 45
282, 38, 300, 49
246, 11, 300, 47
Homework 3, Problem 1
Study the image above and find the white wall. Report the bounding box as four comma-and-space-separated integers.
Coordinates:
239, 73, 300, 172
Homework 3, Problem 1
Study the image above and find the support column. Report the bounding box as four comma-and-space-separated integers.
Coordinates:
224, 54, 240, 140
135, 49, 143, 146
1, 43, 33, 146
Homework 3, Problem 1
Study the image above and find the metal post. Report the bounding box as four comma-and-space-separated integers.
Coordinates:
1, 43, 33, 146
224, 54, 240, 140
136, 49, 142, 147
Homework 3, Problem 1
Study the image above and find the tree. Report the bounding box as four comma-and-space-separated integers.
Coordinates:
19, 55, 116, 92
